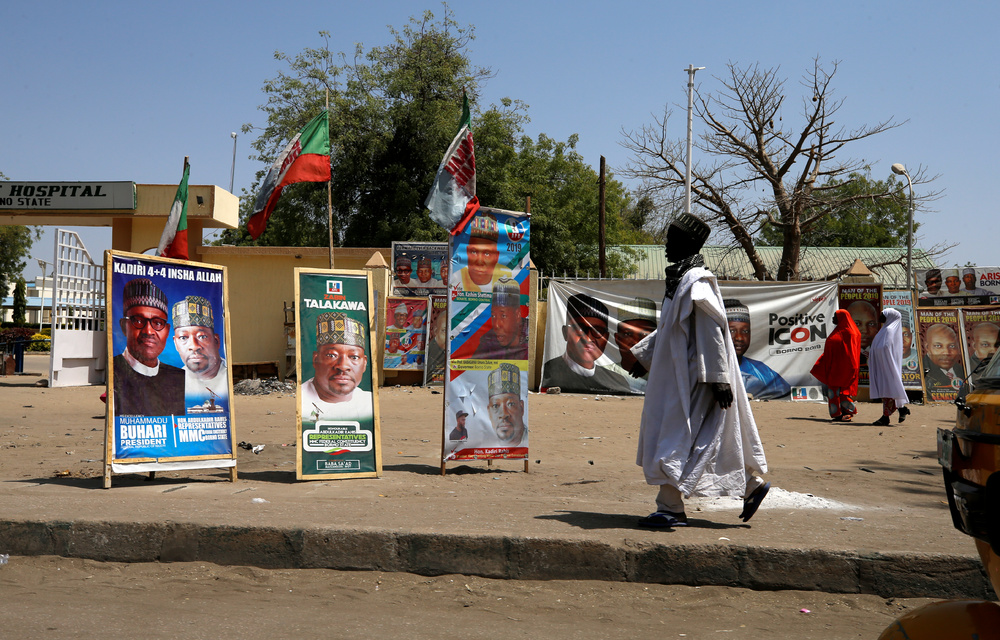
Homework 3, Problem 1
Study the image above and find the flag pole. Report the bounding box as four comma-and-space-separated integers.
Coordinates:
326, 88, 334, 269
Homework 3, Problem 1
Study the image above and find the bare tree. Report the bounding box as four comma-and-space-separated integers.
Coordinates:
620, 59, 942, 281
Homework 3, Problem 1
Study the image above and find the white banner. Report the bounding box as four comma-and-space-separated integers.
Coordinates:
540, 279, 839, 400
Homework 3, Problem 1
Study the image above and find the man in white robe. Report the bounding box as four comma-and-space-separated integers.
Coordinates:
632, 213, 769, 529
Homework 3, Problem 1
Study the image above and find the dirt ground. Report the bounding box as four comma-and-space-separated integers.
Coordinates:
0, 555, 936, 639
0, 354, 969, 556
0, 354, 984, 638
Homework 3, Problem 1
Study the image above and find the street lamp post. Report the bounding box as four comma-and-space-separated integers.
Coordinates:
229, 132, 238, 193
35, 259, 50, 334
684, 64, 705, 216
891, 163, 914, 290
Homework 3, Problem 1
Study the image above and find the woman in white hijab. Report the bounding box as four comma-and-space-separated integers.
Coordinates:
868, 308, 911, 425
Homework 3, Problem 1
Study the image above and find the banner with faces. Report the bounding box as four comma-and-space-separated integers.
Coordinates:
105, 251, 235, 476
540, 278, 840, 401
442, 207, 530, 462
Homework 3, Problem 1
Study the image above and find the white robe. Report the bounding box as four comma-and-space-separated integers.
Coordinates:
301, 379, 374, 423
634, 267, 767, 497
868, 308, 909, 406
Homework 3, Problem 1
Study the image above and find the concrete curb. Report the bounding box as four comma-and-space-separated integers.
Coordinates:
0, 518, 992, 599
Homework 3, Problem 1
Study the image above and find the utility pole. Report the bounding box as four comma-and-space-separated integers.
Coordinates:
599, 156, 606, 278
684, 65, 705, 216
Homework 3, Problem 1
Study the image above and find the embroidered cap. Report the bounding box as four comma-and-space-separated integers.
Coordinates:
724, 299, 750, 324
488, 362, 521, 398
172, 296, 214, 330
469, 212, 499, 242
123, 278, 168, 315
316, 312, 365, 348
669, 213, 711, 246
566, 293, 608, 323
492, 277, 521, 308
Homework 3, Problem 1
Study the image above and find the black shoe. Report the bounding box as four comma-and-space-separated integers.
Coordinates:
637, 510, 688, 529
898, 407, 910, 423
873, 415, 891, 426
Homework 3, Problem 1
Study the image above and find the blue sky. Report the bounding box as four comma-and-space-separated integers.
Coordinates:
4, 1, 997, 280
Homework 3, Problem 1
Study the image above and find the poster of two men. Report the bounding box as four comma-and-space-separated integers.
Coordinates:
105, 251, 236, 486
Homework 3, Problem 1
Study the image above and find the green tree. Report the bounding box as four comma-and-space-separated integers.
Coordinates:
221, 9, 641, 278
0, 169, 39, 298
221, 7, 494, 248
756, 171, 917, 247
621, 59, 942, 280
478, 131, 644, 277
12, 277, 27, 325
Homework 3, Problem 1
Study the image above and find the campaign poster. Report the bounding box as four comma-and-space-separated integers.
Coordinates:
539, 279, 839, 400
392, 241, 448, 297
295, 269, 381, 480
443, 207, 530, 462
423, 295, 448, 385
915, 266, 1000, 307
882, 290, 922, 390
384, 296, 428, 371
916, 307, 967, 403
838, 284, 883, 388
105, 251, 235, 484
959, 307, 1000, 388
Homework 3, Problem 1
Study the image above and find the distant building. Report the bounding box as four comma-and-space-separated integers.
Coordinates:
2, 276, 53, 327
608, 245, 936, 288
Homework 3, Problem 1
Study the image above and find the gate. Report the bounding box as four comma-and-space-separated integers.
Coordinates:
48, 229, 106, 387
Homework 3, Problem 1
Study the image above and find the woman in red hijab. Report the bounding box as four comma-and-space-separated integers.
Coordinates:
810, 309, 862, 422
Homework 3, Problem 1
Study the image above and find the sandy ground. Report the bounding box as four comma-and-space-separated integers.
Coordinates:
0, 555, 936, 639
0, 355, 968, 555
0, 354, 982, 638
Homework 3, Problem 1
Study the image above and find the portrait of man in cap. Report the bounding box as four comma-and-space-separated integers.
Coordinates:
302, 311, 373, 422
392, 303, 409, 329
458, 212, 512, 293
724, 299, 790, 400
541, 292, 632, 394
605, 296, 658, 394
919, 269, 943, 299
416, 256, 433, 284
449, 410, 469, 441
172, 295, 228, 407
411, 307, 426, 330
112, 278, 185, 417
962, 268, 991, 296
474, 277, 528, 360
943, 269, 963, 295
439, 260, 450, 286
394, 256, 413, 285
487, 363, 527, 447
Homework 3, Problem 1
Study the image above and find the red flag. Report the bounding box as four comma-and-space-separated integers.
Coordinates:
247, 111, 331, 239
157, 159, 190, 260
425, 92, 478, 234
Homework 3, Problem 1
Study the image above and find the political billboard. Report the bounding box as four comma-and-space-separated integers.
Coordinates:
383, 296, 428, 371
540, 279, 840, 400
443, 207, 530, 462
295, 269, 381, 480
105, 251, 235, 486
391, 241, 448, 297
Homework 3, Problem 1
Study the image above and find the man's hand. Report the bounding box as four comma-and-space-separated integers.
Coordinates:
711, 382, 733, 409
627, 361, 648, 379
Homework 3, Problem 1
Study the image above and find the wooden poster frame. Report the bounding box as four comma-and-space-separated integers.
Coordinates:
294, 268, 382, 481
103, 250, 237, 488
